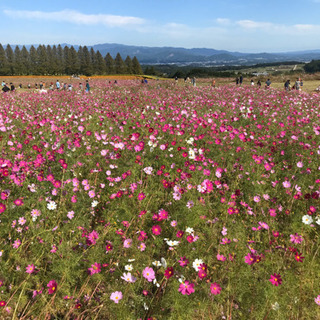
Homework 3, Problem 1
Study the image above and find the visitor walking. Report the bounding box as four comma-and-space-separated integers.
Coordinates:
85, 80, 90, 92
56, 80, 60, 90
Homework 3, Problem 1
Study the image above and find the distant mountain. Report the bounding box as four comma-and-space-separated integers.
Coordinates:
8, 43, 320, 66
91, 44, 320, 66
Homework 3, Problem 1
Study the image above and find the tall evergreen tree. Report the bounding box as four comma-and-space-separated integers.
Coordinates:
68, 46, 80, 75
132, 56, 143, 75
105, 53, 115, 74
14, 46, 23, 75
46, 45, 57, 75
29, 45, 39, 74
124, 56, 133, 74
94, 51, 106, 75
114, 53, 126, 74
80, 46, 93, 76
56, 45, 65, 74
20, 46, 30, 75
5, 44, 15, 75
37, 45, 49, 75
0, 44, 10, 75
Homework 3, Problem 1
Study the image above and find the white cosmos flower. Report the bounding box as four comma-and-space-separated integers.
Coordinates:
124, 264, 133, 271
186, 227, 194, 234
47, 201, 57, 210
302, 215, 313, 225
192, 258, 204, 271
91, 200, 99, 208
121, 272, 136, 283
152, 261, 162, 267
165, 240, 179, 247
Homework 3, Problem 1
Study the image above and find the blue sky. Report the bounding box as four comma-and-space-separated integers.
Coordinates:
1, 0, 320, 53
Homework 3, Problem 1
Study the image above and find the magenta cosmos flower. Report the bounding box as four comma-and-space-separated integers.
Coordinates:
26, 264, 35, 274
88, 262, 101, 275
142, 267, 155, 282
210, 282, 222, 295
178, 281, 195, 295
110, 291, 123, 303
0, 203, 6, 213
152, 225, 162, 235
47, 280, 57, 294
269, 273, 282, 286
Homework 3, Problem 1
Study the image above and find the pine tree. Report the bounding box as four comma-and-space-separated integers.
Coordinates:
94, 51, 106, 75
5, 44, 15, 75
56, 45, 65, 74
124, 56, 133, 74
132, 56, 143, 75
80, 46, 93, 76
29, 45, 39, 75
68, 46, 80, 75
114, 53, 126, 74
37, 45, 49, 75
0, 44, 10, 75
105, 53, 115, 74
20, 46, 30, 75
14, 46, 23, 75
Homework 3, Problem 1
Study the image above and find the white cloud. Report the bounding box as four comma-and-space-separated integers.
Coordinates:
236, 20, 274, 29
216, 18, 231, 26
3, 9, 145, 27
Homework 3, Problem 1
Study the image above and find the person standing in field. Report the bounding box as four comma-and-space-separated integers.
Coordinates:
265, 79, 271, 88
284, 80, 290, 91
56, 80, 60, 90
85, 80, 90, 92
295, 78, 300, 91
239, 75, 243, 86
300, 79, 303, 89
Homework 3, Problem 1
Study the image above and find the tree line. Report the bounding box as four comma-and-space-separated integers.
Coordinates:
0, 44, 143, 76
303, 60, 320, 73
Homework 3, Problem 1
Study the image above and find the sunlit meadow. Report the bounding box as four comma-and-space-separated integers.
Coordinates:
0, 80, 320, 319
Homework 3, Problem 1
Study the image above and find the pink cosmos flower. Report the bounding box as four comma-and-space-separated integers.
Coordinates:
217, 254, 227, 261
47, 280, 57, 294
14, 198, 24, 206
244, 253, 256, 265
138, 243, 146, 251
152, 225, 162, 235
178, 256, 189, 267
138, 192, 145, 201
123, 239, 132, 248
32, 288, 43, 298
26, 264, 35, 274
110, 291, 123, 303
210, 282, 222, 295
315, 295, 320, 306
290, 233, 303, 244
269, 273, 282, 286
0, 203, 6, 213
178, 281, 195, 295
282, 181, 291, 188
67, 211, 75, 220
142, 267, 155, 282
88, 262, 101, 275
13, 239, 21, 249
121, 272, 137, 283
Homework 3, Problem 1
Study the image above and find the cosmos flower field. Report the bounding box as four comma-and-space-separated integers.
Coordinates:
0, 80, 320, 319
